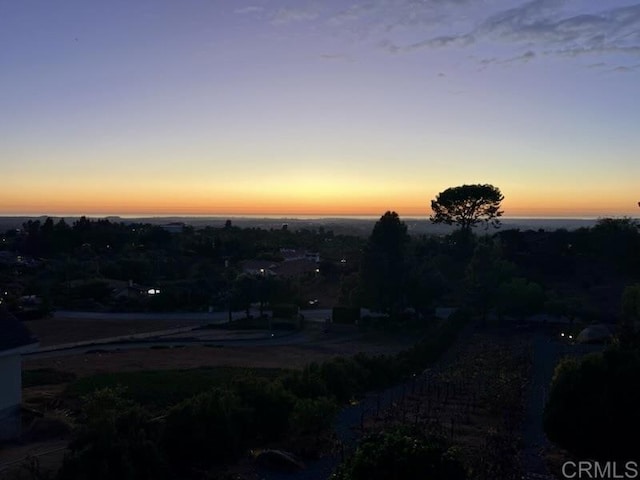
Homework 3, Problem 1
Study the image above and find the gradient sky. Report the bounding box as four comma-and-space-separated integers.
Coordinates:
2, 0, 640, 218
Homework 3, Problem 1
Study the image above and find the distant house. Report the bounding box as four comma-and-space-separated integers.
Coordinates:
0, 308, 38, 440
113, 280, 159, 300
279, 249, 305, 262
241, 260, 278, 276
280, 248, 320, 263
240, 258, 319, 278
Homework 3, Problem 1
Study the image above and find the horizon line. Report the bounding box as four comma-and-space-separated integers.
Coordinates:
1, 213, 638, 221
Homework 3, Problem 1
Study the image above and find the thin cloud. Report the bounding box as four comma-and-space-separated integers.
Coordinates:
380, 34, 474, 53
251, 0, 640, 71
319, 53, 353, 62
610, 63, 640, 73
271, 7, 320, 25
234, 6, 264, 15
497, 50, 537, 64
418, 34, 475, 49
476, 2, 640, 61
338, 0, 640, 69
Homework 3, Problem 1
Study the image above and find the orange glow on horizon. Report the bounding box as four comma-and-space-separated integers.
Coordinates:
2, 199, 638, 219
1, 182, 638, 219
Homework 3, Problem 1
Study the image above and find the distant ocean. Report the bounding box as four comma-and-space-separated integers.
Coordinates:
3, 214, 636, 235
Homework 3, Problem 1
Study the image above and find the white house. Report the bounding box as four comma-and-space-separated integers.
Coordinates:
0, 308, 38, 440
241, 259, 278, 276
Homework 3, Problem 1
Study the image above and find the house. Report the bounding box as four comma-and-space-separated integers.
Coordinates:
279, 249, 320, 263
241, 260, 278, 276
0, 308, 38, 440
113, 280, 160, 300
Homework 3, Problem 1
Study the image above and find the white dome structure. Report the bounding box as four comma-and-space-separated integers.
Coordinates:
576, 324, 613, 344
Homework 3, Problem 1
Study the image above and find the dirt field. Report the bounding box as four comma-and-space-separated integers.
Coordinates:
23, 333, 411, 377
24, 317, 204, 346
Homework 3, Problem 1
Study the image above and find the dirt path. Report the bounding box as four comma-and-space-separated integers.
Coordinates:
24, 317, 206, 347
521, 333, 559, 477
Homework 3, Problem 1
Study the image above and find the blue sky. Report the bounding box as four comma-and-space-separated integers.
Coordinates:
1, 0, 639, 217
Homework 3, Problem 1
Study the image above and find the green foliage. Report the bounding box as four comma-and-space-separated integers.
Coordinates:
398, 309, 469, 371
359, 211, 409, 316
589, 217, 640, 274
65, 367, 284, 410
543, 347, 640, 460
351, 353, 404, 390
495, 277, 545, 319
330, 426, 467, 480
368, 211, 409, 256
281, 363, 329, 399
319, 357, 370, 402
290, 397, 338, 434
231, 376, 296, 441
405, 256, 447, 316
337, 272, 362, 307
430, 184, 504, 231
162, 388, 253, 468
463, 239, 516, 317
58, 387, 166, 480
45, 307, 468, 480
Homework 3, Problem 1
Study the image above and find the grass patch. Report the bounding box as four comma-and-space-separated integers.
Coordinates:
65, 366, 287, 409
23, 368, 77, 388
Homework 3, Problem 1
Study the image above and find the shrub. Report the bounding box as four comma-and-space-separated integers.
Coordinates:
231, 376, 296, 442
330, 426, 466, 480
58, 387, 165, 480
352, 353, 404, 390
281, 363, 329, 399
319, 357, 370, 402
543, 347, 640, 460
290, 397, 338, 435
162, 388, 252, 469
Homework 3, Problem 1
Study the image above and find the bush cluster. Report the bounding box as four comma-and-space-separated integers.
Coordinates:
543, 346, 640, 460
58, 311, 468, 479
330, 425, 467, 480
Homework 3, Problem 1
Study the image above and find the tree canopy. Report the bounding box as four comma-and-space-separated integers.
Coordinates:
543, 347, 640, 461
359, 211, 409, 316
430, 184, 504, 231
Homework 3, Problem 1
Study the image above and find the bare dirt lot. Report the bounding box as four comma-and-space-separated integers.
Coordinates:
22, 313, 416, 377
24, 317, 205, 346
23, 329, 413, 377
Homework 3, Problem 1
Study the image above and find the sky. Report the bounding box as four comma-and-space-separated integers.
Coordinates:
1, 0, 640, 218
